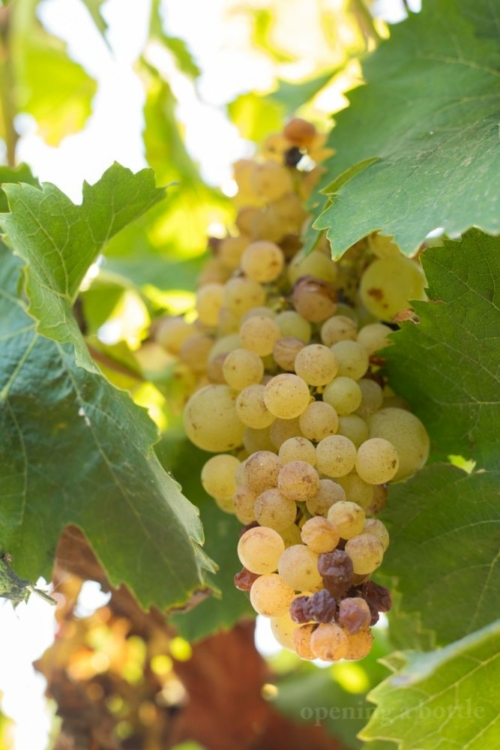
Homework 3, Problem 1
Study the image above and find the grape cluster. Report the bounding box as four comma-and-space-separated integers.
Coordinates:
155, 117, 430, 662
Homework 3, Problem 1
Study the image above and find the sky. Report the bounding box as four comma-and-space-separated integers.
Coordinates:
3, 0, 419, 747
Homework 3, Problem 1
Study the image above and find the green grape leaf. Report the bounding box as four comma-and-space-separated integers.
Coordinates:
313, 0, 500, 258
380, 464, 500, 647
12, 0, 97, 145
0, 163, 165, 367
0, 246, 216, 610
360, 619, 500, 749
80, 0, 108, 41
157, 437, 254, 641
385, 230, 500, 468
0, 164, 39, 212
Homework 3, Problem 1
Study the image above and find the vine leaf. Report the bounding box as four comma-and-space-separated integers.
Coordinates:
379, 231, 500, 647
361, 619, 500, 749
0, 163, 165, 367
0, 246, 216, 611
313, 0, 500, 257
385, 230, 500, 469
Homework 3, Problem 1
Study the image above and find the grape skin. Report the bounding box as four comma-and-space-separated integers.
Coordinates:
237, 526, 284, 574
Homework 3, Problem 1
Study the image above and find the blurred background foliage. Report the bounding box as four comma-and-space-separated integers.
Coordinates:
0, 0, 406, 747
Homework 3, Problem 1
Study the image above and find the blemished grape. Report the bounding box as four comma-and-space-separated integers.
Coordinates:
283, 117, 317, 147
232, 484, 257, 524
234, 567, 260, 592
345, 533, 384, 575
236, 384, 276, 429
368, 407, 430, 481
356, 437, 399, 484
275, 310, 312, 343
237, 526, 284, 574
306, 479, 346, 517
364, 519, 390, 551
327, 501, 365, 539
290, 596, 312, 624
293, 276, 337, 322
321, 315, 358, 347
184, 385, 245, 452
279, 437, 317, 466
278, 460, 320, 501
306, 589, 337, 623
273, 336, 305, 371
294, 344, 338, 386
316, 435, 357, 478
196, 283, 224, 327
241, 240, 285, 283
222, 348, 264, 390
250, 573, 295, 617
278, 544, 323, 591
301, 517, 339, 554
360, 255, 427, 320
337, 415, 369, 447
201, 454, 240, 501
292, 624, 316, 660
331, 340, 369, 380
357, 322, 393, 354
223, 276, 266, 317
338, 597, 371, 634
318, 550, 354, 597
323, 377, 362, 416
335, 473, 374, 510
269, 417, 303, 448
310, 623, 348, 661
344, 628, 374, 660
362, 580, 392, 617
264, 374, 311, 419
254, 488, 297, 531
240, 315, 281, 356
243, 450, 282, 494
299, 401, 339, 442
356, 379, 384, 419
288, 249, 338, 285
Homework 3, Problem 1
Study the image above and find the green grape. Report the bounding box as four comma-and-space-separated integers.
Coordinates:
345, 533, 384, 575
368, 407, 429, 480
288, 249, 338, 285
323, 377, 362, 416
218, 235, 250, 270
330, 340, 369, 380
321, 315, 358, 347
250, 573, 295, 617
278, 545, 323, 591
237, 526, 284, 574
337, 415, 369, 447
264, 374, 311, 419
269, 417, 303, 449
357, 322, 393, 355
301, 517, 339, 554
201, 454, 240, 501
196, 282, 225, 327
364, 518, 390, 551
184, 385, 245, 452
356, 437, 399, 484
279, 436, 317, 466
223, 277, 266, 317
294, 344, 338, 386
275, 310, 312, 343
222, 348, 264, 390
277, 460, 320, 501
360, 256, 427, 320
241, 240, 285, 283
327, 501, 365, 539
272, 337, 305, 371
336, 472, 374, 510
306, 478, 346, 516
355, 379, 384, 419
254, 488, 297, 531
240, 315, 281, 356
299, 401, 339, 442
236, 384, 276, 429
316, 435, 357, 478
179, 333, 213, 373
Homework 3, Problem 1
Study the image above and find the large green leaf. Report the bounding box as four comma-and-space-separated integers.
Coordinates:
11, 0, 97, 145
0, 246, 216, 610
379, 232, 500, 648
0, 163, 165, 366
381, 465, 500, 647
361, 619, 500, 749
158, 437, 254, 641
385, 231, 500, 468
313, 0, 500, 257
